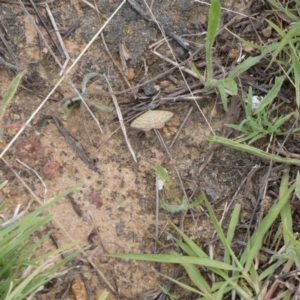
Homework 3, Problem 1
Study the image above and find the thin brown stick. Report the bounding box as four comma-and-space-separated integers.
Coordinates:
29, 0, 65, 58
0, 27, 21, 70
51, 113, 99, 173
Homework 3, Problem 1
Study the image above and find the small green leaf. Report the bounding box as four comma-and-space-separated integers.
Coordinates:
160, 194, 204, 213
90, 101, 113, 112
222, 78, 237, 95
295, 172, 300, 199
153, 164, 171, 189
97, 291, 109, 300
190, 62, 205, 84
81, 72, 99, 93
160, 198, 188, 212
61, 102, 78, 119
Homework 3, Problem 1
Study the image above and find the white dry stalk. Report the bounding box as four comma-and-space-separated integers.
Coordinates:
45, 3, 70, 76
104, 74, 137, 163
0, 0, 126, 160
2, 157, 42, 205
16, 158, 47, 200
2, 201, 33, 228
142, 0, 215, 135
80, 0, 97, 10
152, 49, 198, 79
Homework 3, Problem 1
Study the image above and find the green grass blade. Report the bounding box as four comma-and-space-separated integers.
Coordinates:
255, 76, 285, 114
176, 240, 199, 257
206, 0, 221, 80
279, 167, 293, 245
190, 62, 205, 84
160, 272, 204, 296
267, 0, 299, 22
90, 101, 113, 112
211, 276, 252, 299
291, 52, 300, 108
209, 136, 300, 165
266, 19, 285, 36
217, 84, 228, 111
295, 171, 300, 199
169, 221, 209, 258
0, 69, 27, 121
170, 221, 232, 278
248, 133, 268, 145
1, 181, 83, 246
108, 253, 238, 270
241, 172, 295, 270
258, 260, 285, 281
6, 250, 80, 300
228, 43, 279, 79
224, 204, 241, 266
98, 291, 109, 300
222, 78, 237, 95
272, 114, 294, 131
269, 21, 300, 66
0, 181, 83, 299
245, 87, 253, 116
203, 197, 242, 270
1, 216, 53, 257
215, 281, 232, 300
181, 263, 212, 295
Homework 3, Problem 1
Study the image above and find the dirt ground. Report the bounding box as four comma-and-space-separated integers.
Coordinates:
0, 0, 268, 299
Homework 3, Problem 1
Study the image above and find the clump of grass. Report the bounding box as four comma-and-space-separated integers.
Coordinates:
225, 78, 300, 145
109, 167, 299, 298
207, 0, 300, 164
0, 182, 82, 300
190, 0, 237, 111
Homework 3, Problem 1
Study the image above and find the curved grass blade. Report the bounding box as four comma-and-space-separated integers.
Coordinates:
81, 72, 99, 93
209, 136, 300, 165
